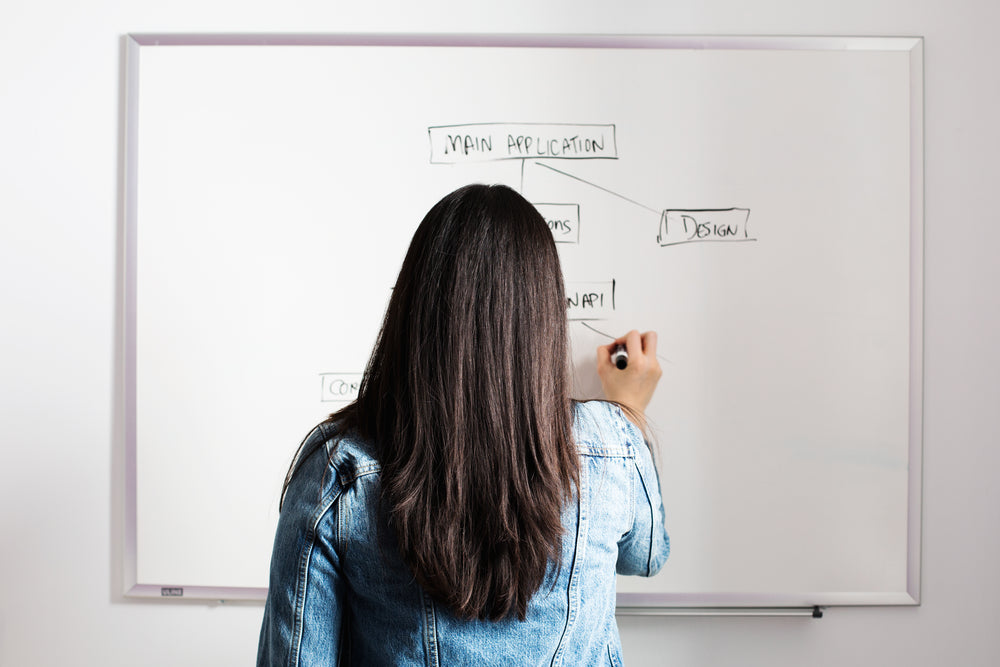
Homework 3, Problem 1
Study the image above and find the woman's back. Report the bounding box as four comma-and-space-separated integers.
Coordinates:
258, 400, 668, 666
258, 184, 668, 665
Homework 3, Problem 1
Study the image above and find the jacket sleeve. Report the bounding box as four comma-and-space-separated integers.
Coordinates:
258, 477, 346, 666
615, 418, 670, 577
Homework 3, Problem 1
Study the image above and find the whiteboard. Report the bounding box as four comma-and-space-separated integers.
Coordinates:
123, 34, 923, 610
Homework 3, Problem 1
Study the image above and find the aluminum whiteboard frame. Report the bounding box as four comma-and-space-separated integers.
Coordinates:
122, 33, 924, 611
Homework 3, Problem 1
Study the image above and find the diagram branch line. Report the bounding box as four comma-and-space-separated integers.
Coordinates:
535, 162, 661, 215
580, 321, 617, 340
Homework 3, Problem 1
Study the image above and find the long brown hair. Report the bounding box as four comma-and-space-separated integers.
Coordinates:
285, 184, 578, 621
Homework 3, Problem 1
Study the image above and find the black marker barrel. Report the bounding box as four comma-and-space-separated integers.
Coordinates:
611, 344, 628, 370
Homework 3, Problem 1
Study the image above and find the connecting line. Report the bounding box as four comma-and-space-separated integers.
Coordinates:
580, 321, 617, 340
520, 159, 526, 193
535, 162, 661, 215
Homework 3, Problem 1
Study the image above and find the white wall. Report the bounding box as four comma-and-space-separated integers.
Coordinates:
1, 1, 997, 665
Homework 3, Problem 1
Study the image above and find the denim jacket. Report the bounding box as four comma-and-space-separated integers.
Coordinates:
258, 400, 669, 666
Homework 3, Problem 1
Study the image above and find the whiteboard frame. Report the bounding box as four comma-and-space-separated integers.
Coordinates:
122, 33, 924, 611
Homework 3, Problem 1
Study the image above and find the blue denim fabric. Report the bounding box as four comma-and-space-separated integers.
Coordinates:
258, 400, 669, 666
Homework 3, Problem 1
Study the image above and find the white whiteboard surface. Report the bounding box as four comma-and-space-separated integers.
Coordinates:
123, 34, 923, 610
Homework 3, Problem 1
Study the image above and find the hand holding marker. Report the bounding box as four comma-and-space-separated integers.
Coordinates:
597, 330, 663, 421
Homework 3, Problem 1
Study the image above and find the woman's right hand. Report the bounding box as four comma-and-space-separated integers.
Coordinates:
596, 330, 662, 418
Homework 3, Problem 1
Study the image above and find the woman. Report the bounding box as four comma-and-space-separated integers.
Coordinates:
258, 184, 668, 666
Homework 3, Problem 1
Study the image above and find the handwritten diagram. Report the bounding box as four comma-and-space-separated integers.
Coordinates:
430, 122, 754, 318
321, 121, 753, 402
430, 121, 754, 247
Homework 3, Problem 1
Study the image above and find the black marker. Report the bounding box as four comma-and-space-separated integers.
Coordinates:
611, 344, 628, 370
